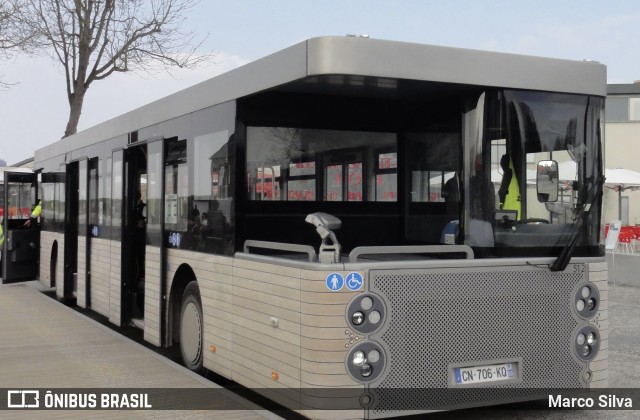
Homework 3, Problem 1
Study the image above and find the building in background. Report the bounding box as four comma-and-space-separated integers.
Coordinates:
605, 84, 640, 226
11, 157, 34, 169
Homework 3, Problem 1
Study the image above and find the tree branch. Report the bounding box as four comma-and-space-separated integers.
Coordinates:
15, 0, 214, 136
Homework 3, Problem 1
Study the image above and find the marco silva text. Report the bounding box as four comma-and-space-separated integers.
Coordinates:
549, 394, 633, 409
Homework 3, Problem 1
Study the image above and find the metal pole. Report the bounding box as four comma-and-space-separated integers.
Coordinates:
619, 187, 622, 222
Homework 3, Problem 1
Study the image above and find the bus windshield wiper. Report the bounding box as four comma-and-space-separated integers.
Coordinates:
549, 175, 605, 272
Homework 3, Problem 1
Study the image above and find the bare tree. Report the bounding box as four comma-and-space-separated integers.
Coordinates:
0, 0, 34, 89
19, 0, 211, 137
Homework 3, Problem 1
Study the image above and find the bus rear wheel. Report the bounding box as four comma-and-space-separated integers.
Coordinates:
179, 281, 204, 372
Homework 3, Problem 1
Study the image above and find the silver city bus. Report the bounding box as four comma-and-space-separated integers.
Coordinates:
34, 37, 607, 418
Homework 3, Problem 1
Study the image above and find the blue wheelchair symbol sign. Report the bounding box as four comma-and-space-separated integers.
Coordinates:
346, 272, 363, 291
326, 273, 344, 291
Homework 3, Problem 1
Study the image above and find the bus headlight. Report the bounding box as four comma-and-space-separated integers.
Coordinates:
574, 283, 599, 319
368, 349, 381, 363
352, 350, 366, 366
368, 311, 381, 325
574, 325, 600, 361
346, 342, 385, 383
352, 312, 365, 325
347, 293, 386, 334
360, 296, 373, 311
361, 363, 373, 377
581, 286, 591, 298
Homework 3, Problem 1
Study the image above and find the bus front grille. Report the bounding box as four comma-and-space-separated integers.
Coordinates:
368, 265, 587, 415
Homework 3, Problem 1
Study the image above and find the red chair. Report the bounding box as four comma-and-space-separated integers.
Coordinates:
631, 226, 640, 252
617, 229, 633, 253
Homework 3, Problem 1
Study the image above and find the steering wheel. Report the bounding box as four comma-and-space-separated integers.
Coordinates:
517, 218, 550, 224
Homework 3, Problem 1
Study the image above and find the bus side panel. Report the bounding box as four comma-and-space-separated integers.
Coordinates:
109, 240, 122, 326
588, 260, 609, 388
88, 237, 111, 318
76, 236, 87, 308
299, 269, 361, 378
299, 269, 364, 420
143, 245, 161, 346
230, 258, 302, 391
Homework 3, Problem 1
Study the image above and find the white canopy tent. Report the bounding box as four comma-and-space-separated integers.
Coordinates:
605, 168, 640, 221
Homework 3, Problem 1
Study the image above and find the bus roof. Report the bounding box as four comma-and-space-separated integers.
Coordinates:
34, 36, 606, 163
0, 167, 33, 181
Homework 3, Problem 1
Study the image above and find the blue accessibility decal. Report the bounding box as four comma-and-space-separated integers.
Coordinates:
326, 273, 344, 291
345, 272, 363, 291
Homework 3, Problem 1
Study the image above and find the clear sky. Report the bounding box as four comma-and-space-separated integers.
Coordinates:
1, 0, 639, 165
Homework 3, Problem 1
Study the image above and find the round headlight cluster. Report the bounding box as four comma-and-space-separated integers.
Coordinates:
574, 326, 600, 361
347, 294, 385, 334
346, 342, 385, 382
574, 284, 600, 319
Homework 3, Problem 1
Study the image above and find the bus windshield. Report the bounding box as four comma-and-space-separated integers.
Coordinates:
463, 90, 604, 257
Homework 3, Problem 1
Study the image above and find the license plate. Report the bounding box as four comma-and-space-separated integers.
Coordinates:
454, 363, 515, 385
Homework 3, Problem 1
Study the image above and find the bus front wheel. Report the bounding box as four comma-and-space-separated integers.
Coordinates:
179, 281, 204, 372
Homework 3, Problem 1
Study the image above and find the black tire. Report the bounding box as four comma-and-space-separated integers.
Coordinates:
179, 281, 204, 372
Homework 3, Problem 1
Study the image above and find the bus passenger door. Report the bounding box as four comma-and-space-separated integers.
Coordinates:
122, 144, 148, 326
62, 161, 80, 304
2, 171, 39, 282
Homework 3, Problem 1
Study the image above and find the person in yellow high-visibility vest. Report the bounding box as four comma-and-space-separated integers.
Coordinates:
23, 199, 42, 228
500, 155, 522, 220
0, 222, 4, 248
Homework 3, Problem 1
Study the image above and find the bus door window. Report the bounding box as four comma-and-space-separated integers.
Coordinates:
134, 172, 147, 278
88, 158, 100, 236
6, 182, 31, 227
164, 138, 188, 245
41, 176, 54, 228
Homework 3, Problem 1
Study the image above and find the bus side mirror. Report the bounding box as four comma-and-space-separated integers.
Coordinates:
537, 160, 559, 202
